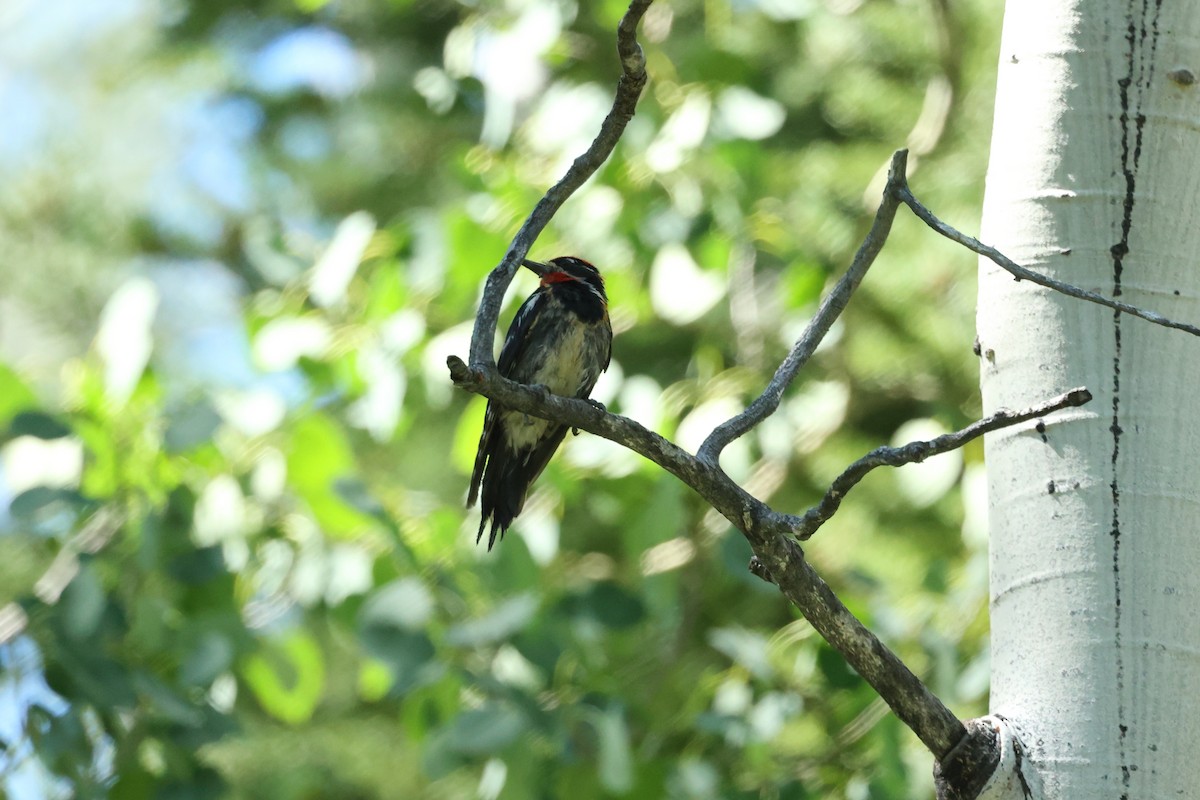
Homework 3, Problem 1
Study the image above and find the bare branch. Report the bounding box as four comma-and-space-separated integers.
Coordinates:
466, 0, 653, 369
794, 387, 1093, 541
447, 16, 998, 761
449, 353, 968, 759
697, 150, 911, 466
896, 184, 1200, 338
751, 537, 968, 759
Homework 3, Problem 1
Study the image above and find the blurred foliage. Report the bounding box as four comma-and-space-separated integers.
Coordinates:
0, 0, 1001, 797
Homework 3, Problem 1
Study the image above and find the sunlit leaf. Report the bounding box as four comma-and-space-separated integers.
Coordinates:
241, 633, 326, 725
307, 211, 372, 309
286, 414, 376, 537
96, 276, 158, 405
0, 366, 38, 428
451, 395, 487, 475
360, 577, 434, 631
709, 627, 773, 680
649, 243, 725, 325
593, 705, 634, 794
892, 418, 962, 507
357, 659, 394, 702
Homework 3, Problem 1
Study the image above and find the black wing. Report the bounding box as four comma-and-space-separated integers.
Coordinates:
497, 288, 547, 377
467, 288, 548, 507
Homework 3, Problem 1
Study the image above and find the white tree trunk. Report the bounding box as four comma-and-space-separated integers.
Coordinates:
978, 1, 1200, 797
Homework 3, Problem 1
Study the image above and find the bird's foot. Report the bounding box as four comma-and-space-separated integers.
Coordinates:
572, 399, 606, 435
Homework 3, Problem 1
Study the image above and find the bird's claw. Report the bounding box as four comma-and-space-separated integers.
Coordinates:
573, 398, 607, 435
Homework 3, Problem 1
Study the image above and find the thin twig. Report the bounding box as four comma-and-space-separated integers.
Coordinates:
466, 0, 653, 369
794, 387, 1093, 540
896, 185, 1200, 338
697, 150, 911, 465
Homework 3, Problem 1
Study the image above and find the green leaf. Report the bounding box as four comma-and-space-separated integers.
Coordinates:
708, 627, 773, 680
594, 705, 634, 794
9, 487, 90, 525
168, 545, 226, 586
286, 414, 376, 537
359, 577, 434, 631
0, 364, 37, 428
623, 477, 685, 554
782, 260, 826, 307
164, 399, 222, 452
816, 643, 862, 690
561, 582, 645, 629
444, 706, 527, 756
155, 769, 226, 800
445, 594, 538, 646
180, 631, 235, 687
451, 396, 487, 476
358, 627, 436, 694
9, 410, 72, 439
241, 632, 326, 724
133, 671, 205, 727
62, 562, 106, 640
357, 659, 393, 702
718, 532, 775, 592
294, 0, 334, 15
46, 652, 136, 710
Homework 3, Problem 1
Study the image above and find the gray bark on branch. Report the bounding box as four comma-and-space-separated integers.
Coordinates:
795, 387, 1093, 540
697, 150, 909, 466
897, 184, 1200, 338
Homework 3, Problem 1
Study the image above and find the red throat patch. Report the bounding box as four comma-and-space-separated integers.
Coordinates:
540, 271, 576, 286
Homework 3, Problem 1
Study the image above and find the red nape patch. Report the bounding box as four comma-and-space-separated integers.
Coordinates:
540, 271, 577, 285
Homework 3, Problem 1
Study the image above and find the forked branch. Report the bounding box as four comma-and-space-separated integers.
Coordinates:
702, 149, 1200, 464
697, 150, 910, 466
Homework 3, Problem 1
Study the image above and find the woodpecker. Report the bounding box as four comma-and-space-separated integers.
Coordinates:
468, 256, 612, 550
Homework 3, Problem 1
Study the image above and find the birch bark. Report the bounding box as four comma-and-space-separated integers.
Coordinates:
978, 1, 1200, 797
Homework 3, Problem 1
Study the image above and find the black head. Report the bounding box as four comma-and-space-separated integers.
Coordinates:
522, 256, 607, 304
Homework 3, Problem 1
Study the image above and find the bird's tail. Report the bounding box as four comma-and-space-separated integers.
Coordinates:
476, 455, 530, 550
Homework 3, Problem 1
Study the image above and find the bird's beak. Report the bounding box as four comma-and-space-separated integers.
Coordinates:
521, 258, 550, 276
